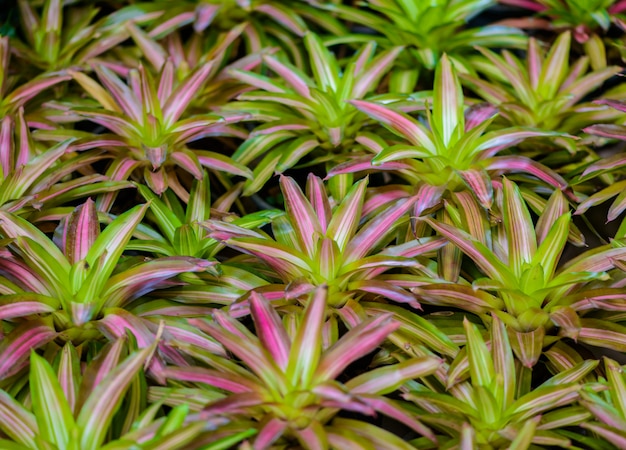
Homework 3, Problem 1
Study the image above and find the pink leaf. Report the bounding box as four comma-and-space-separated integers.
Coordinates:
350, 100, 435, 152
485, 155, 568, 190
249, 291, 291, 370
0, 320, 56, 379
163, 62, 214, 125
162, 366, 255, 393
315, 314, 399, 382
65, 199, 99, 265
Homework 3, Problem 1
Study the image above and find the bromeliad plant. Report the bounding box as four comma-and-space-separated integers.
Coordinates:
0, 199, 213, 377
41, 58, 251, 204
461, 32, 621, 134
421, 177, 626, 367
204, 173, 445, 311
499, 0, 626, 61
0, 336, 256, 449
404, 315, 601, 449
162, 288, 442, 449
5, 0, 626, 448
330, 54, 568, 211
323, 0, 526, 90
10, 0, 130, 73
224, 33, 403, 196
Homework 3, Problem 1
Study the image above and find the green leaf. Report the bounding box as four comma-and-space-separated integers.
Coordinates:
502, 178, 537, 277
30, 352, 76, 450
85, 203, 148, 294
464, 318, 494, 388
287, 286, 327, 387
326, 177, 367, 252
538, 32, 571, 100
0, 390, 37, 448
305, 32, 338, 92
77, 344, 155, 450
433, 54, 463, 147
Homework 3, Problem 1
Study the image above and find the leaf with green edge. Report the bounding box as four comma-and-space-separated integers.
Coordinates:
532, 213, 570, 281
92, 65, 141, 122
0, 390, 37, 448
580, 422, 626, 449
535, 189, 569, 246
64, 199, 99, 265
457, 167, 493, 208
350, 100, 436, 152
371, 144, 433, 165
68, 69, 119, 111
330, 418, 417, 450
305, 32, 338, 92
539, 406, 591, 430
13, 237, 72, 299
464, 318, 494, 388
315, 313, 398, 383
102, 257, 215, 308
30, 352, 76, 450
280, 174, 323, 259
353, 45, 404, 99
348, 357, 440, 395
185, 171, 211, 226
77, 342, 156, 450
162, 365, 256, 394
575, 180, 626, 216
200, 428, 257, 450
577, 319, 626, 352
263, 55, 312, 98
502, 178, 537, 277
0, 319, 57, 379
484, 155, 569, 191
507, 383, 581, 421
85, 203, 148, 286
540, 360, 598, 389
413, 284, 503, 314
326, 177, 367, 252
538, 32, 571, 100
306, 173, 331, 233
363, 302, 459, 358
162, 62, 214, 125
475, 128, 567, 153
222, 236, 310, 279
275, 135, 320, 173
287, 286, 327, 387
57, 343, 80, 414
605, 357, 626, 418
249, 291, 291, 371
0, 211, 69, 274
433, 54, 464, 147
344, 195, 416, 263
509, 415, 540, 450
242, 151, 282, 196
0, 293, 59, 320
423, 217, 515, 286
211, 311, 286, 390
348, 280, 420, 307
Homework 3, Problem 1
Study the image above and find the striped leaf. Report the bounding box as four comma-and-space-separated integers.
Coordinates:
0, 390, 37, 447
77, 344, 155, 450
287, 287, 327, 387
315, 313, 398, 383
433, 54, 464, 147
502, 178, 537, 277
249, 291, 291, 371
30, 353, 75, 450
64, 199, 99, 265
0, 319, 57, 379
350, 100, 436, 152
